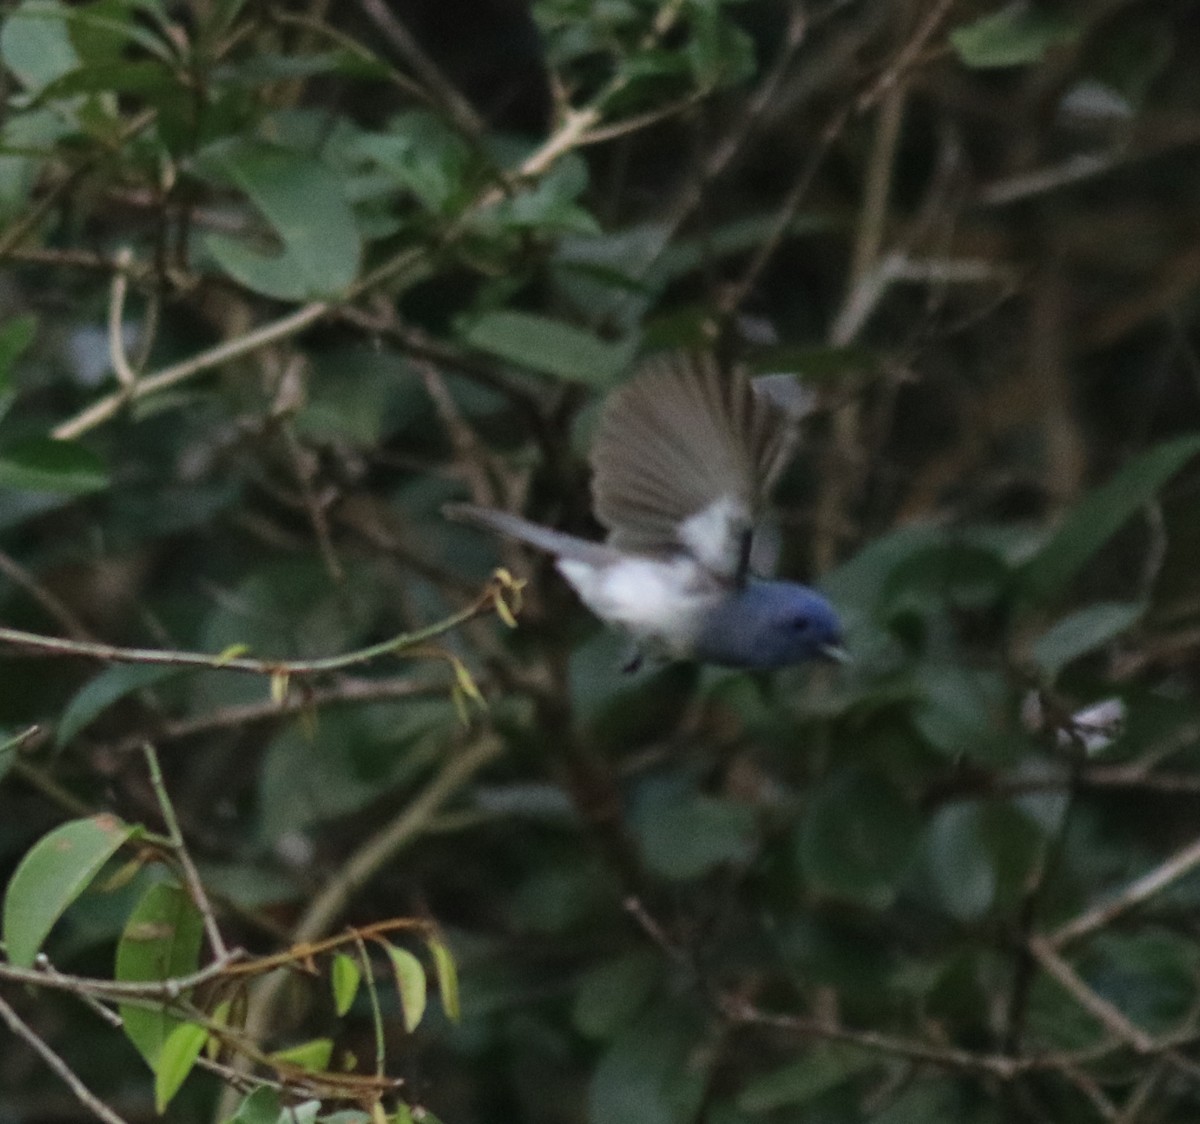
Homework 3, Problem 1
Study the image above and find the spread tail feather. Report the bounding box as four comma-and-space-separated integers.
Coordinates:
444, 503, 616, 567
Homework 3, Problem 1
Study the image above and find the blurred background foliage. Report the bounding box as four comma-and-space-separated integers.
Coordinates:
3, 0, 1200, 1122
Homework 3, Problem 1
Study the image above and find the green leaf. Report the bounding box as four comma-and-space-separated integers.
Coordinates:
822, 523, 947, 628
1031, 601, 1144, 678
347, 111, 471, 215
912, 662, 1013, 763
56, 664, 179, 747
41, 59, 177, 99
384, 943, 427, 1032
0, 314, 36, 389
684, 5, 756, 87
866, 1080, 958, 1122
116, 882, 205, 1067
201, 139, 361, 300
154, 1019, 209, 1112
330, 951, 362, 1017
62, 0, 159, 66
459, 310, 631, 386
631, 783, 757, 880
736, 1043, 874, 1112
223, 1086, 282, 1124
881, 541, 1011, 614
426, 935, 460, 1022
3, 813, 137, 967
0, 438, 108, 494
0, 108, 76, 217
950, 4, 1081, 68
1020, 434, 1200, 602
922, 800, 1041, 923
1079, 930, 1200, 1032
573, 950, 659, 1039
269, 1037, 334, 1072
923, 803, 996, 922
798, 772, 919, 909
589, 1005, 709, 1124
480, 154, 599, 236
1, 0, 81, 94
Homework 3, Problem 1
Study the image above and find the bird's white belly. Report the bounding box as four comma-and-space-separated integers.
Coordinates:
556, 556, 722, 657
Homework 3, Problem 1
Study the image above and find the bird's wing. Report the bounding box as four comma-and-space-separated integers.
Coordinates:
589, 352, 796, 581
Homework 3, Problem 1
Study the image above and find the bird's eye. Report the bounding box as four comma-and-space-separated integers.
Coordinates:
790, 617, 810, 632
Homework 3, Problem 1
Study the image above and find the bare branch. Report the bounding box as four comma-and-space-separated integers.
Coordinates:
0, 993, 131, 1124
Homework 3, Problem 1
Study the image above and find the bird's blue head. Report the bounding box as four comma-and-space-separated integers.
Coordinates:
695, 580, 846, 670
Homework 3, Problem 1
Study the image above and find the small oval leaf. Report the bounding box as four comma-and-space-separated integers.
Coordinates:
201, 139, 361, 300
384, 943, 427, 1032
225, 1086, 282, 1124
950, 5, 1080, 69
798, 772, 920, 910
269, 1037, 334, 1072
155, 1020, 209, 1111
331, 951, 362, 1017
459, 310, 631, 386
115, 882, 205, 1067
426, 935, 460, 1023
3, 813, 137, 967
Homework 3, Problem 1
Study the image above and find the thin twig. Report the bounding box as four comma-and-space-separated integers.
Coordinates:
140, 742, 229, 960
0, 992, 132, 1124
0, 572, 516, 677
108, 674, 450, 751
355, 934, 387, 1077
1027, 936, 1154, 1053
8, 758, 95, 819
810, 77, 907, 574
1049, 834, 1200, 948
0, 953, 242, 999
107, 248, 137, 390
415, 357, 495, 504
0, 550, 93, 640
53, 299, 332, 440
356, 0, 483, 139
723, 994, 1087, 1079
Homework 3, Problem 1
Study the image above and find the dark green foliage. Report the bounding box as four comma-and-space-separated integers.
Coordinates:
2, 2, 1200, 1123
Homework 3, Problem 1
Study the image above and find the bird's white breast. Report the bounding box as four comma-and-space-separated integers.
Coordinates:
555, 555, 723, 658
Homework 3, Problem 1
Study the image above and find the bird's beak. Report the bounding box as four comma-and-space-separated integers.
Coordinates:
818, 643, 850, 664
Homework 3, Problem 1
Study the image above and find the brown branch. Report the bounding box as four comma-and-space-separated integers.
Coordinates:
0, 954, 241, 1002
1027, 936, 1154, 1054
0, 573, 514, 678
722, 994, 1092, 1079
1049, 835, 1200, 949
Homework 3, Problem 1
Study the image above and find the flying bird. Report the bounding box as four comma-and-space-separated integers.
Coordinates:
446, 352, 845, 670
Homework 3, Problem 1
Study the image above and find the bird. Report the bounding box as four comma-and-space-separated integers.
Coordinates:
445, 351, 845, 670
